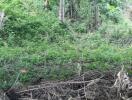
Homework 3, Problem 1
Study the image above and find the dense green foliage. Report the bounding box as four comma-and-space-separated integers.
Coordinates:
0, 0, 132, 89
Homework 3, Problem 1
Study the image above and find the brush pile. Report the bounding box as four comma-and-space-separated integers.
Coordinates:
4, 68, 132, 100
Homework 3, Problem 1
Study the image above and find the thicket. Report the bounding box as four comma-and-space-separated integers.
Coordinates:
0, 0, 132, 89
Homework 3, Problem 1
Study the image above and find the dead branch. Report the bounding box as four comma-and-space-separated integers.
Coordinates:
6, 69, 132, 100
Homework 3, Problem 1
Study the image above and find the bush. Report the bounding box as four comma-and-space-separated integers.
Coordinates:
0, 0, 69, 47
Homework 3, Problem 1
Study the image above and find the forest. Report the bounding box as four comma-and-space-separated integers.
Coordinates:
0, 0, 132, 100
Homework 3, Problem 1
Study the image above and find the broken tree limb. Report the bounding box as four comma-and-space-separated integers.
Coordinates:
114, 66, 131, 100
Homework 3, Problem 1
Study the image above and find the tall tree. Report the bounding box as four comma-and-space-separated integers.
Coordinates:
59, 0, 65, 22
0, 11, 5, 30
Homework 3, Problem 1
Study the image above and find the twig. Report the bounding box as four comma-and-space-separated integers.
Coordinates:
17, 78, 101, 94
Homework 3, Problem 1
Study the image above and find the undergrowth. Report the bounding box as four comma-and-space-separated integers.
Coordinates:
0, 0, 132, 89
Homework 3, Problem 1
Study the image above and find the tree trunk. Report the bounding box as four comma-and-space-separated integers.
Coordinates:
0, 11, 5, 30
59, 0, 65, 22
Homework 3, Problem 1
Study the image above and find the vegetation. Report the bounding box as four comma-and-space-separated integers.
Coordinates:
0, 0, 132, 89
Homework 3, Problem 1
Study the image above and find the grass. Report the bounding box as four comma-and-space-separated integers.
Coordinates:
0, 0, 132, 90
0, 32, 132, 89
